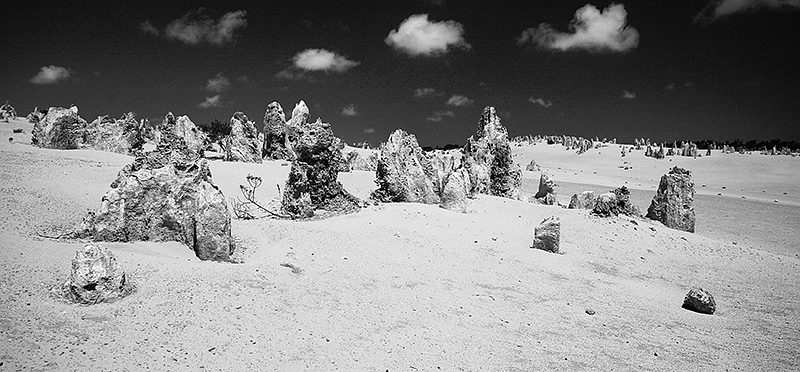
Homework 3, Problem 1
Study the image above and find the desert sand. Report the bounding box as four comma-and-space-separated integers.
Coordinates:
1, 116, 799, 371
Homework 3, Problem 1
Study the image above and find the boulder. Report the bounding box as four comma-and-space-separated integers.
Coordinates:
281, 118, 361, 218
682, 288, 716, 314
568, 191, 597, 209
223, 111, 263, 163
592, 186, 641, 217
532, 216, 560, 253
646, 166, 695, 232
32, 106, 88, 149
83, 112, 148, 156
372, 129, 441, 204
461, 107, 523, 199
78, 145, 233, 261
534, 172, 556, 199
61, 243, 133, 304
439, 168, 471, 213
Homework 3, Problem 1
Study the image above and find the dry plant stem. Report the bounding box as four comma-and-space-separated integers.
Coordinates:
232, 174, 294, 220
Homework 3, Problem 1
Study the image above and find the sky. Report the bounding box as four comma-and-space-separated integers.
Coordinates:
2, 0, 799, 147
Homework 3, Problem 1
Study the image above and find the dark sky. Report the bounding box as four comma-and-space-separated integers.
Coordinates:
2, 0, 799, 146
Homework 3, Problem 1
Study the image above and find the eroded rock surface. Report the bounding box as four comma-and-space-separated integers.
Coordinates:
462, 107, 522, 199
683, 288, 716, 314
32, 106, 87, 149
224, 112, 263, 163
569, 191, 597, 210
83, 112, 148, 156
61, 243, 133, 304
372, 129, 441, 204
532, 216, 561, 253
592, 186, 641, 217
647, 166, 696, 232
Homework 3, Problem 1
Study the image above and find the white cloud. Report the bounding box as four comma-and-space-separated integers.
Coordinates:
29, 65, 72, 84
413, 87, 444, 98
517, 4, 639, 52
446, 95, 474, 107
696, 0, 800, 21
385, 14, 471, 56
341, 104, 359, 116
623, 90, 636, 99
140, 20, 160, 36
292, 49, 360, 73
426, 110, 454, 122
206, 73, 231, 92
529, 97, 552, 108
199, 95, 222, 108
364, 128, 376, 134
161, 9, 247, 46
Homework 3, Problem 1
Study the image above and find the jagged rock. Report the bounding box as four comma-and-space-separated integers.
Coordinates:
281, 118, 360, 218
31, 106, 87, 149
154, 112, 208, 159
646, 166, 695, 232
263, 101, 291, 160
683, 288, 716, 314
525, 159, 541, 171
1, 101, 17, 121
78, 146, 233, 261
331, 137, 350, 173
462, 107, 523, 199
372, 129, 441, 204
83, 112, 148, 156
568, 191, 597, 209
26, 107, 45, 124
532, 216, 560, 253
439, 168, 471, 213
592, 186, 641, 217
347, 151, 378, 172
534, 172, 556, 198
61, 243, 134, 304
223, 112, 262, 163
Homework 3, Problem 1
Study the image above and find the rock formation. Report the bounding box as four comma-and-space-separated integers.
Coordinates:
154, 112, 208, 159
77, 140, 233, 261
32, 106, 88, 149
532, 216, 560, 253
347, 151, 379, 172
83, 112, 148, 156
281, 118, 361, 218
592, 186, 641, 217
682, 288, 716, 314
525, 159, 541, 171
26, 107, 45, 124
262, 101, 311, 161
461, 107, 523, 200
1, 101, 16, 121
223, 112, 263, 163
534, 172, 557, 205
568, 191, 597, 209
439, 168, 471, 213
646, 166, 695, 232
61, 243, 134, 304
372, 129, 441, 204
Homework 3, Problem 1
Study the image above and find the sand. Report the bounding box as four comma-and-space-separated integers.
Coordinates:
1, 117, 798, 371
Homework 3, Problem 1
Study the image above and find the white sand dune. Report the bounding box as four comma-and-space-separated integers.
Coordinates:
1, 117, 798, 370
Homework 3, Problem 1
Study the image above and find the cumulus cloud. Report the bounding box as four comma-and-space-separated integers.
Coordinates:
29, 65, 72, 84
529, 97, 552, 108
385, 14, 471, 56
199, 95, 222, 108
446, 95, 474, 107
517, 4, 639, 52
341, 104, 359, 116
413, 87, 444, 98
623, 90, 636, 99
205, 73, 231, 92
695, 0, 800, 22
156, 9, 247, 46
426, 110, 454, 122
292, 48, 360, 72
140, 20, 160, 36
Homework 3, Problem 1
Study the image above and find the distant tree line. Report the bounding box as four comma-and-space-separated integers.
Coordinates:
421, 144, 462, 152
690, 138, 800, 151
198, 119, 231, 143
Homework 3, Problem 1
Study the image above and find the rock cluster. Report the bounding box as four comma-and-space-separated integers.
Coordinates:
223, 112, 263, 163
532, 216, 560, 253
568, 191, 597, 209
32, 106, 88, 149
281, 116, 360, 218
61, 243, 134, 304
683, 288, 716, 314
646, 167, 695, 232
592, 186, 641, 217
77, 131, 233, 261
372, 129, 441, 204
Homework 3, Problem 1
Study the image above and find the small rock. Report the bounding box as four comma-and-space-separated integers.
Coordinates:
585, 308, 596, 315
62, 243, 133, 304
532, 216, 560, 253
682, 288, 716, 314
